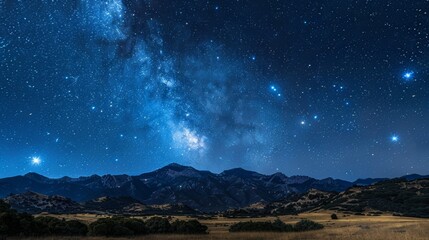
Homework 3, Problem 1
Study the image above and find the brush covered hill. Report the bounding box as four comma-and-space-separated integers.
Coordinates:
223, 189, 336, 217
323, 178, 429, 217
4, 192, 198, 215
225, 178, 429, 218
4, 191, 83, 214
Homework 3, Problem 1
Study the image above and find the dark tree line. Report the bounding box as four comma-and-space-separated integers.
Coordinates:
229, 219, 324, 232
88, 216, 208, 236
0, 201, 87, 237
0, 200, 208, 237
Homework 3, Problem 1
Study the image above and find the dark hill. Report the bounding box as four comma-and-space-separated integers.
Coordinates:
0, 164, 427, 212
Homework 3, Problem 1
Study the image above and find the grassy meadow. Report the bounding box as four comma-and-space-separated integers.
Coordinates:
21, 211, 429, 240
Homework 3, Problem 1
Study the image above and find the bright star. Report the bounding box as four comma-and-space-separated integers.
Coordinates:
402, 71, 414, 80
391, 135, 399, 142
31, 157, 41, 165
300, 121, 305, 125
269, 85, 283, 98
313, 115, 318, 120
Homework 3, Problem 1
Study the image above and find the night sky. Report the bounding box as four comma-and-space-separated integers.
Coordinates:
1, 0, 428, 180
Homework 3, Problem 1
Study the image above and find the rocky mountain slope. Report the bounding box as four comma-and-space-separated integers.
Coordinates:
0, 163, 353, 211
0, 163, 427, 212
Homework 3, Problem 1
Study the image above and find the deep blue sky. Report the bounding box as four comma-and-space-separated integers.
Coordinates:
0, 0, 428, 180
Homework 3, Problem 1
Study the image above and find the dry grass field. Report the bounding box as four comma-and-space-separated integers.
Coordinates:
24, 212, 429, 240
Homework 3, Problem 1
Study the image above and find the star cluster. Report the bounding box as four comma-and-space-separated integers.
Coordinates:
0, 0, 428, 180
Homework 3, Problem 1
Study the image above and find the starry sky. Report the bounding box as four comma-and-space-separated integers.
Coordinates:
1, 0, 428, 180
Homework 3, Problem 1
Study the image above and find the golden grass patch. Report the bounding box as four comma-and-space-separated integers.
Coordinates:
30, 212, 429, 240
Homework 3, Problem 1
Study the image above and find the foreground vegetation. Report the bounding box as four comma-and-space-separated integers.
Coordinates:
2, 200, 429, 239
0, 201, 207, 237
88, 217, 207, 236
229, 219, 323, 232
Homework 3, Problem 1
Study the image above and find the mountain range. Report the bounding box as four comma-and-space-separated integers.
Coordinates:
0, 163, 427, 212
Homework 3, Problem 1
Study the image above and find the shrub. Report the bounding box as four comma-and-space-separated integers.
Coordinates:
145, 217, 171, 234
35, 216, 87, 236
229, 219, 293, 232
0, 201, 10, 213
293, 219, 324, 231
272, 219, 294, 232
229, 219, 324, 233
331, 213, 338, 219
0, 211, 23, 236
89, 218, 115, 236
0, 201, 48, 237
89, 216, 209, 236
21, 213, 50, 236
63, 220, 88, 236
0, 201, 87, 237
120, 218, 147, 235
89, 217, 145, 237
170, 219, 208, 234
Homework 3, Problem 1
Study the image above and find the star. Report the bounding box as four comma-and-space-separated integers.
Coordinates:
31, 157, 41, 166
300, 121, 306, 125
402, 71, 414, 81
269, 85, 283, 98
391, 135, 399, 142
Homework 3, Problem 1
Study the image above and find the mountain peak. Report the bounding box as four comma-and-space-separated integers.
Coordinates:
401, 174, 428, 181
24, 172, 49, 182
160, 163, 193, 172
166, 162, 186, 168
221, 168, 261, 178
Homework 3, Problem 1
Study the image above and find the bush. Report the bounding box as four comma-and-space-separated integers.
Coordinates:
35, 216, 88, 236
89, 216, 208, 236
294, 219, 324, 231
120, 218, 147, 235
89, 217, 146, 237
331, 213, 338, 219
272, 219, 294, 232
145, 217, 171, 234
229, 219, 293, 232
64, 220, 88, 236
89, 218, 116, 236
170, 219, 208, 234
0, 202, 47, 237
229, 219, 324, 233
